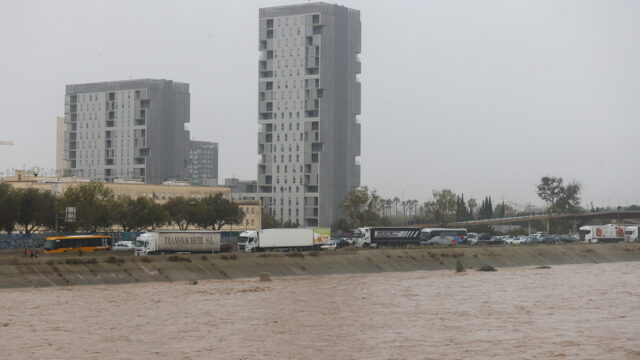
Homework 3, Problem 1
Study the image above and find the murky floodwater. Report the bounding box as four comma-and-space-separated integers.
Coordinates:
1, 262, 639, 360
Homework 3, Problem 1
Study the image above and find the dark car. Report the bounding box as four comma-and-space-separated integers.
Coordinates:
220, 243, 234, 252
335, 239, 351, 248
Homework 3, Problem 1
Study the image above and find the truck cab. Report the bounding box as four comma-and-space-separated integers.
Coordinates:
352, 227, 371, 248
238, 231, 258, 252
134, 232, 156, 256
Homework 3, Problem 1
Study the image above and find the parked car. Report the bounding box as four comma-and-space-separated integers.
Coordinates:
219, 243, 234, 252
465, 232, 479, 245
523, 236, 541, 244
321, 240, 337, 250
335, 239, 351, 248
112, 241, 134, 251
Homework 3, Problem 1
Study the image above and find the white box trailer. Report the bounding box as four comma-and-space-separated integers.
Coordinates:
134, 231, 221, 255
578, 225, 625, 243
239, 228, 322, 252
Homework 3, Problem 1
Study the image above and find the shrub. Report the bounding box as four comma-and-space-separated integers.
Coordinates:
167, 255, 191, 262
308, 251, 319, 257
285, 252, 305, 258
106, 256, 125, 264
536, 265, 551, 269
65, 258, 83, 265
455, 260, 466, 273
201, 255, 208, 261
477, 264, 497, 272
140, 256, 151, 262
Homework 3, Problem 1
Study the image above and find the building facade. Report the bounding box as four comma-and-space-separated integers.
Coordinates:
257, 3, 362, 227
189, 140, 218, 186
63, 79, 191, 184
224, 178, 258, 201
55, 116, 67, 175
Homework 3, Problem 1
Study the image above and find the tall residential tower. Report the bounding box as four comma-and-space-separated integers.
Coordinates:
63, 79, 191, 184
257, 3, 361, 227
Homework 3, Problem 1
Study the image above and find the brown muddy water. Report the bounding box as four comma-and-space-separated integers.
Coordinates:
1, 262, 639, 360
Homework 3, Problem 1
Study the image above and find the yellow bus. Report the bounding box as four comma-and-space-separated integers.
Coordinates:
43, 235, 113, 254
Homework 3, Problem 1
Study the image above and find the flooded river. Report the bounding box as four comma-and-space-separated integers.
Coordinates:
1, 262, 639, 359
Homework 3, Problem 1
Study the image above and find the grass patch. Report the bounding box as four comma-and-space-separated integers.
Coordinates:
308, 251, 319, 257
439, 253, 450, 258
451, 251, 465, 258
219, 254, 237, 260
106, 256, 125, 264
201, 255, 208, 261
140, 256, 151, 262
258, 253, 277, 258
477, 264, 497, 272
64, 258, 83, 265
64, 258, 98, 265
582, 248, 595, 253
167, 255, 191, 262
285, 252, 305, 258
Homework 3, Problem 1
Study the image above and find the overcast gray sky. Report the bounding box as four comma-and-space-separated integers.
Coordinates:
1, 0, 639, 208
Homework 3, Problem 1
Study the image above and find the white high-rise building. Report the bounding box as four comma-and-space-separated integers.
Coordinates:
257, 3, 362, 227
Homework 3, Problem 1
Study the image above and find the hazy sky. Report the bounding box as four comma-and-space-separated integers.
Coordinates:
1, 0, 639, 209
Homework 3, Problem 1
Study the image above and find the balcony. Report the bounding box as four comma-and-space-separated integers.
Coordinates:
305, 99, 319, 111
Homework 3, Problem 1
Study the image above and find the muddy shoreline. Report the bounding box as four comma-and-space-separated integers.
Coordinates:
1, 243, 639, 288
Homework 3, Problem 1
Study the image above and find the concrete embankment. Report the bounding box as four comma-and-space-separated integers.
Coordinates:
1, 243, 639, 288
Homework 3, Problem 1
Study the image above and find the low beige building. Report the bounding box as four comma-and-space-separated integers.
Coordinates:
2, 171, 261, 231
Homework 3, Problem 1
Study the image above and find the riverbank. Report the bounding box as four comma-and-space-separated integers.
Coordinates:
1, 242, 639, 288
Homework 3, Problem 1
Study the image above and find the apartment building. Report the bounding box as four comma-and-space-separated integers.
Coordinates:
63, 79, 190, 184
189, 140, 218, 186
257, 3, 362, 227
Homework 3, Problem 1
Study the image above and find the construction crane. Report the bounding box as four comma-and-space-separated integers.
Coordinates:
0, 141, 14, 145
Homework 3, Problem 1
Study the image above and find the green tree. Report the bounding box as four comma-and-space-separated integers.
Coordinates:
261, 208, 281, 229
536, 176, 581, 213
423, 189, 458, 225
111, 196, 167, 232
163, 196, 199, 230
61, 183, 115, 232
467, 198, 477, 220
196, 194, 244, 230
15, 188, 56, 234
340, 186, 381, 228
0, 184, 17, 233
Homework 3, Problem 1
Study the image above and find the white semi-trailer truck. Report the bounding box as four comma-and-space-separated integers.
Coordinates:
238, 228, 323, 252
134, 231, 221, 255
578, 225, 625, 243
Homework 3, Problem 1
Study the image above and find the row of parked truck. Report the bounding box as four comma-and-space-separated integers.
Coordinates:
132, 224, 639, 255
